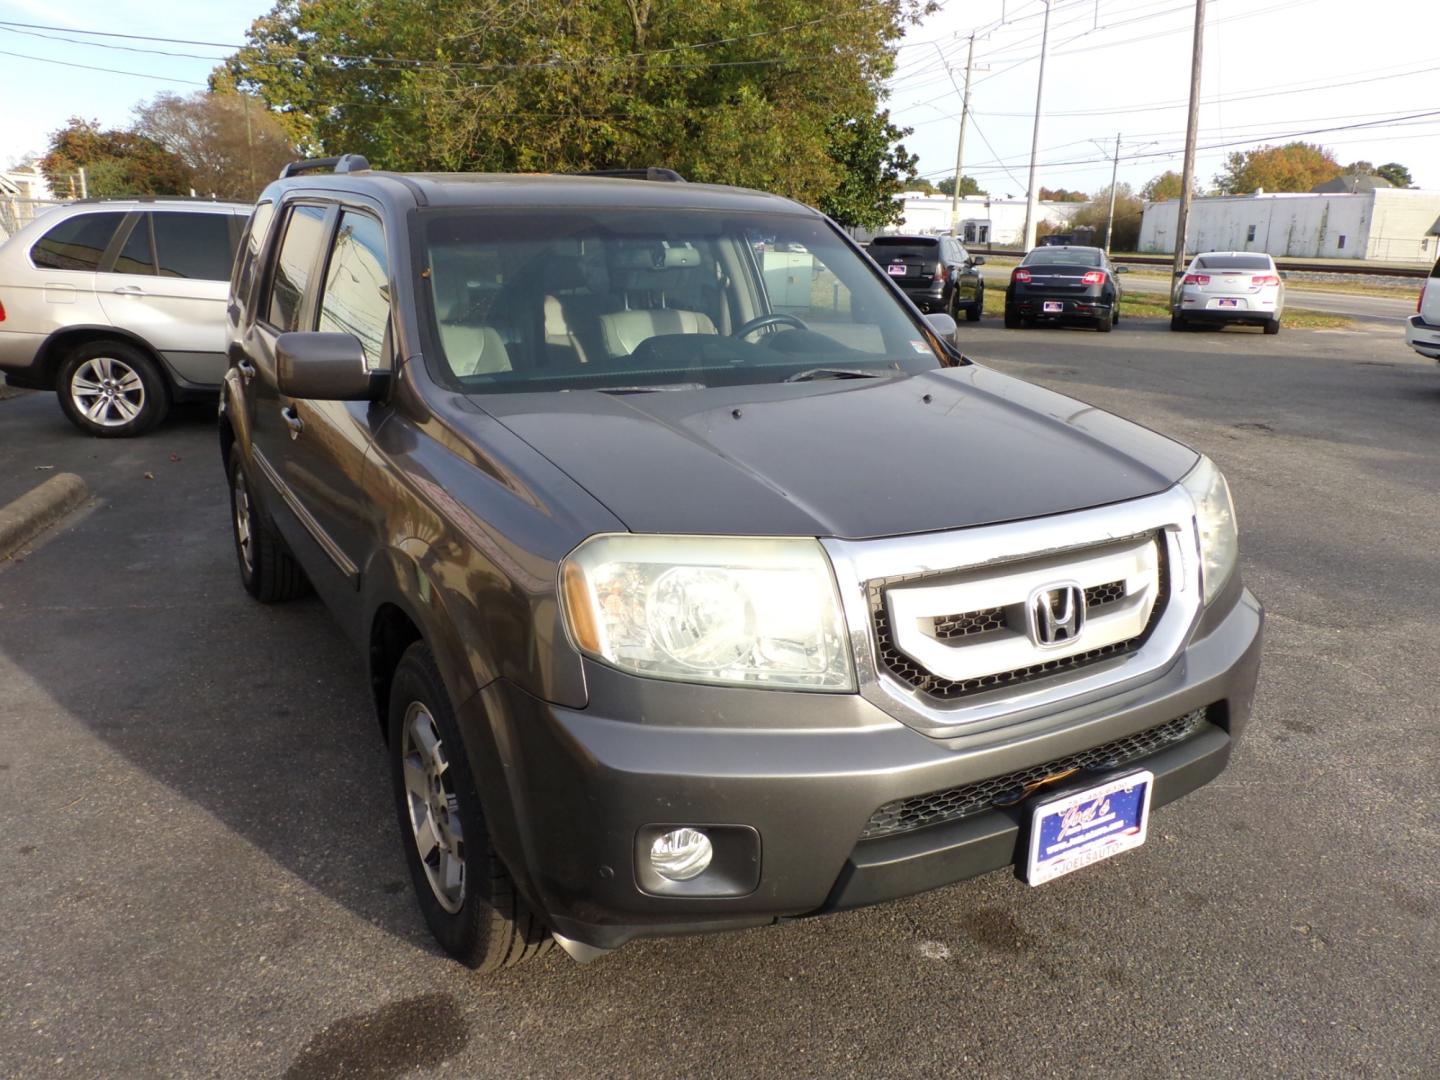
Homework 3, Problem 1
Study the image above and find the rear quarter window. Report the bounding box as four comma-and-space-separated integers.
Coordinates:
152, 211, 237, 280
30, 212, 127, 271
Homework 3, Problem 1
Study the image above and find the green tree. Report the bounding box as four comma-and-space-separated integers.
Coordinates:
132, 91, 296, 200
221, 0, 932, 213
1141, 170, 1190, 201
936, 174, 986, 197
1069, 183, 1143, 251
1376, 162, 1414, 188
1214, 141, 1341, 194
39, 117, 192, 197
817, 111, 917, 229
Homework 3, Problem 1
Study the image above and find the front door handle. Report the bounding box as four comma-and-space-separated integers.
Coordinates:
112, 285, 145, 295
235, 359, 256, 381
280, 405, 304, 439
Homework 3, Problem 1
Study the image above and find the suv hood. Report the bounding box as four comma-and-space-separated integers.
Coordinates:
468, 366, 1198, 539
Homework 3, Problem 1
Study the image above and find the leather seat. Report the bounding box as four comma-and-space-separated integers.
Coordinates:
439, 324, 512, 376
599, 308, 718, 358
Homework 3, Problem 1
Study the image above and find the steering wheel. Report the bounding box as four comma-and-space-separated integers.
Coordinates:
731, 313, 808, 339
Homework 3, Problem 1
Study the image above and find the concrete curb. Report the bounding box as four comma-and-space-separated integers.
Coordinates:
0, 472, 89, 560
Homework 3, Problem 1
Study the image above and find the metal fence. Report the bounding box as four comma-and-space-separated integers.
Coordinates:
0, 198, 69, 241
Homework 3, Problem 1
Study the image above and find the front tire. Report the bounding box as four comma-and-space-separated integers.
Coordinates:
966, 296, 982, 322
389, 642, 552, 971
228, 452, 310, 602
56, 340, 168, 438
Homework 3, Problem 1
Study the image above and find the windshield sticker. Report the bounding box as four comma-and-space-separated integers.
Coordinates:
909, 340, 932, 354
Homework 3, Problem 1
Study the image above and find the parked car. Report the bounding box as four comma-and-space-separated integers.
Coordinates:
1171, 252, 1286, 335
1405, 257, 1440, 361
867, 234, 985, 322
1004, 245, 1127, 331
222, 156, 1263, 972
0, 198, 249, 436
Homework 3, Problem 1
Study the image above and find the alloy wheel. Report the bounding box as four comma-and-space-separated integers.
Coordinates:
401, 702, 466, 913
70, 355, 145, 428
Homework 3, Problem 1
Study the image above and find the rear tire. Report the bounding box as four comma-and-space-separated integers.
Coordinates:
1170, 314, 1186, 332
1097, 308, 1114, 333
228, 452, 311, 603
1003, 307, 1021, 329
1263, 318, 1280, 335
388, 642, 553, 971
56, 340, 169, 438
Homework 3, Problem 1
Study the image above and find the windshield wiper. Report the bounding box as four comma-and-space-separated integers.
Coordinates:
597, 383, 707, 394
783, 367, 889, 383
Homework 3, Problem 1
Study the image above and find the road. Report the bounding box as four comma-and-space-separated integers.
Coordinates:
981, 265, 1418, 324
1, 323, 1438, 1079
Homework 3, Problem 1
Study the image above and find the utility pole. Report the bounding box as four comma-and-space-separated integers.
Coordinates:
948, 33, 977, 236
1104, 132, 1121, 253
1021, 0, 1053, 253
243, 93, 256, 197
1172, 0, 1206, 274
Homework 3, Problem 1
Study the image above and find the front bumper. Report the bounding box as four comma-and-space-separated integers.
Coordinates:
1406, 314, 1440, 359
461, 583, 1264, 953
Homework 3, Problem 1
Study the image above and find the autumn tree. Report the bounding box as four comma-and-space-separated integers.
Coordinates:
132, 91, 296, 200
1070, 183, 1144, 251
1215, 141, 1341, 194
1141, 170, 1192, 201
220, 0, 932, 215
1039, 187, 1087, 202
936, 175, 987, 197
39, 118, 191, 197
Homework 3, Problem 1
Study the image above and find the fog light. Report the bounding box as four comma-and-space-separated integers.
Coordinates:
649, 828, 713, 881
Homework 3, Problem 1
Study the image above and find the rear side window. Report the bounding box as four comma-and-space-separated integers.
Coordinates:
1195, 255, 1271, 270
152, 212, 236, 280
318, 211, 390, 369
232, 202, 275, 303
266, 205, 328, 331
30, 212, 126, 271
114, 216, 155, 275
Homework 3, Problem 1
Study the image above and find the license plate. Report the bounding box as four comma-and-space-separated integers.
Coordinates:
1025, 771, 1153, 886
887, 264, 907, 276
1217, 298, 1239, 307
1043, 301, 1064, 313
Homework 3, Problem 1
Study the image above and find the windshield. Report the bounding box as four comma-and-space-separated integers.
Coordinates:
1194, 254, 1272, 270
418, 209, 947, 392
1022, 248, 1103, 267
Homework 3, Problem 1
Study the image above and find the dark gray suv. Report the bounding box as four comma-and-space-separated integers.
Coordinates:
221, 157, 1263, 971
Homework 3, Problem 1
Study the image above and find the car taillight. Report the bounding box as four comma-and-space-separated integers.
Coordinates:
1251, 274, 1280, 286
933, 262, 946, 282
1183, 273, 1210, 285
0, 297, 5, 322
1012, 268, 1032, 283
1081, 270, 1106, 285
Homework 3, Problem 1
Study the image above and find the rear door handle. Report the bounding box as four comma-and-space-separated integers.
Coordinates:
281, 405, 304, 438
112, 285, 145, 295
235, 359, 256, 381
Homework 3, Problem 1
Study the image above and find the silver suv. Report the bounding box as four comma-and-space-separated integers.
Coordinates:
0, 198, 251, 436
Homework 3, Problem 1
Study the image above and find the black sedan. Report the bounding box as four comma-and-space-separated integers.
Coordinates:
1003, 246, 1128, 332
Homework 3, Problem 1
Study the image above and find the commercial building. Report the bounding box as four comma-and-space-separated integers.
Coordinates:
864, 193, 1083, 246
1138, 187, 1440, 263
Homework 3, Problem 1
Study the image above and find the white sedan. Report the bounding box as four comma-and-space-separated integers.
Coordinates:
1171, 252, 1285, 335
1405, 259, 1440, 361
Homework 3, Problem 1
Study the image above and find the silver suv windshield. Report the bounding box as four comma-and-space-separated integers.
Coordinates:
417, 209, 947, 392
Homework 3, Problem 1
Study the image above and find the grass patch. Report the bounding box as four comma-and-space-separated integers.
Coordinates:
980, 286, 1353, 329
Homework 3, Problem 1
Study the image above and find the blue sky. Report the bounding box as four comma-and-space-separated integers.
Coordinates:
3, 0, 1437, 194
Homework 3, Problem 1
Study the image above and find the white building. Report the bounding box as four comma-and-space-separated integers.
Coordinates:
1138, 188, 1440, 263
0, 166, 60, 241
866, 193, 1083, 246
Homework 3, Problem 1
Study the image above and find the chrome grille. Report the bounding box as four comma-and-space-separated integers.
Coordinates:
870, 535, 1168, 702
860, 707, 1210, 840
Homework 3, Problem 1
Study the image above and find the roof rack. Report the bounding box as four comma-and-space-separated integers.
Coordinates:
279, 154, 371, 179
577, 168, 686, 183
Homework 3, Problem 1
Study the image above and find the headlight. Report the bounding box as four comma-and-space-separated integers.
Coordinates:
560, 534, 855, 691
1180, 455, 1239, 605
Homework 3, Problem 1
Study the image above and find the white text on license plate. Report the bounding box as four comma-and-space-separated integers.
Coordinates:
1026, 771, 1153, 886
888, 264, 907, 276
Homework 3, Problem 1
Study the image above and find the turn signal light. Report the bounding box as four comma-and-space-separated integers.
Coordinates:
1081, 270, 1106, 285
933, 261, 946, 282
1183, 273, 1210, 285
1011, 268, 1032, 283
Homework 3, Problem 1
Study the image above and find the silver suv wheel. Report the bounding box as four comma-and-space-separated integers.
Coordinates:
70, 355, 145, 427
401, 701, 466, 913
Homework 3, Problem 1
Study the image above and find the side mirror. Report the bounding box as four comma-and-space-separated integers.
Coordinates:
1114, 265, 1130, 274
1279, 271, 1289, 280
276, 332, 387, 401
1173, 269, 1186, 277
925, 312, 959, 341
970, 255, 987, 266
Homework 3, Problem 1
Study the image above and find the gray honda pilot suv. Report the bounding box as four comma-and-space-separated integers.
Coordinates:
221, 156, 1263, 971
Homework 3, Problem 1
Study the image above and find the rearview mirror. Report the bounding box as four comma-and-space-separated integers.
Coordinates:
276, 332, 387, 401
925, 312, 959, 341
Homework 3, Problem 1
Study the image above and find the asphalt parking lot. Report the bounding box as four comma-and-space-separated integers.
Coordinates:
1, 319, 1437, 1079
